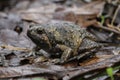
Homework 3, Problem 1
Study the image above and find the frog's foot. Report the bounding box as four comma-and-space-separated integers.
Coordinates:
50, 58, 61, 64
34, 56, 48, 63
25, 46, 40, 57
26, 51, 36, 57
56, 44, 73, 63
37, 49, 51, 58
61, 48, 73, 63
26, 49, 50, 58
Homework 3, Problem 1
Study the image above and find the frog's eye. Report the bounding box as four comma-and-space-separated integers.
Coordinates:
37, 30, 43, 34
37, 29, 44, 34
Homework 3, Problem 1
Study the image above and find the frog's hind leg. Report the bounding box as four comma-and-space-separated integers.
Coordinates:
79, 38, 102, 50
56, 44, 73, 63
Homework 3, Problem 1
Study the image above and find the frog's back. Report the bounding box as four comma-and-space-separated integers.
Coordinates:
42, 21, 85, 48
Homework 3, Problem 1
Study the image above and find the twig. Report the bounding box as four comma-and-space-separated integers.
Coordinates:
111, 5, 120, 25
0, 45, 31, 52
93, 22, 120, 35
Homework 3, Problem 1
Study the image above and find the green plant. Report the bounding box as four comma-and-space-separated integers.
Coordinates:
106, 67, 114, 80
100, 15, 105, 25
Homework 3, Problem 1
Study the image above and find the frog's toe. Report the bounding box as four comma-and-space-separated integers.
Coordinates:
51, 58, 61, 64
26, 51, 36, 57
51, 59, 67, 64
60, 59, 66, 64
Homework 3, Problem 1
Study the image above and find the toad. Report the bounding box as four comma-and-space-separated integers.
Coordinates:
27, 21, 101, 63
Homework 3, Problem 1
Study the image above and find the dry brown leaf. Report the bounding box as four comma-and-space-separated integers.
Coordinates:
19, 4, 61, 24
53, 1, 104, 27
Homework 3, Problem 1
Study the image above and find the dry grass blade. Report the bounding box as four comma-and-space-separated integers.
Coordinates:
0, 45, 31, 52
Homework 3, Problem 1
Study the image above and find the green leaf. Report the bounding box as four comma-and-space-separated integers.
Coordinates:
106, 67, 114, 80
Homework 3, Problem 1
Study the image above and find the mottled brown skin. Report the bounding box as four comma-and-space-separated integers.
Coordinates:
27, 21, 99, 63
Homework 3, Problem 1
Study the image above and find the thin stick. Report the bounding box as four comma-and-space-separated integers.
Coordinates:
93, 22, 120, 35
111, 5, 120, 25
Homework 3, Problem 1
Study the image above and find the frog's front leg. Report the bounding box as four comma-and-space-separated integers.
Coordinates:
56, 44, 73, 63
27, 46, 39, 57
27, 46, 50, 58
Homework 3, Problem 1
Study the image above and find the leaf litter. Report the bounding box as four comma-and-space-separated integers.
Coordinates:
0, 0, 120, 80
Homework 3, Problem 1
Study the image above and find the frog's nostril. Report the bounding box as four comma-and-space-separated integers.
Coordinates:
29, 25, 32, 28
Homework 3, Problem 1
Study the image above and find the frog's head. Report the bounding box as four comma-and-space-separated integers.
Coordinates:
27, 25, 51, 48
